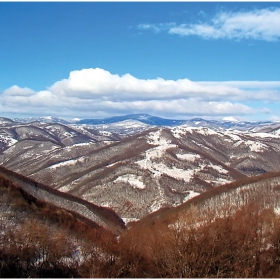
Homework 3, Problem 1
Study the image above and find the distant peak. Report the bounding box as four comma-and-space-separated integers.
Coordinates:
222, 116, 239, 122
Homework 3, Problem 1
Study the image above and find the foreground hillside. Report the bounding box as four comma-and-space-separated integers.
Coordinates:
0, 172, 118, 277
2, 169, 280, 277
0, 166, 125, 234
128, 170, 280, 229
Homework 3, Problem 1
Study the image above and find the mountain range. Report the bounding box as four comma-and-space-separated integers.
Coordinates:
15, 113, 278, 130
1, 114, 280, 227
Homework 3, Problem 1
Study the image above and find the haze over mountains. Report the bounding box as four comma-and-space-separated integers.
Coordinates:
1, 114, 280, 224
14, 113, 277, 129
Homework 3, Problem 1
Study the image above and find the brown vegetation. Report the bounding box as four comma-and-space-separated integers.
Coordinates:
0, 165, 126, 233
2, 168, 280, 277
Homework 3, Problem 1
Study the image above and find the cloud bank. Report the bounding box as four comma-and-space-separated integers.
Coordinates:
1, 68, 280, 120
138, 7, 280, 41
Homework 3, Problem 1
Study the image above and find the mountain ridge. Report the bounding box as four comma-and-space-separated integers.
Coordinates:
10, 113, 279, 130
1, 115, 280, 222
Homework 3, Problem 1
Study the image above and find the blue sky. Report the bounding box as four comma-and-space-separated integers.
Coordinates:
0, 2, 280, 121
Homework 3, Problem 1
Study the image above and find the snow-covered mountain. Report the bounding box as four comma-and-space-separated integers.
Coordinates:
1, 115, 280, 223
76, 114, 280, 132
13, 114, 279, 131
76, 113, 186, 126
13, 116, 72, 125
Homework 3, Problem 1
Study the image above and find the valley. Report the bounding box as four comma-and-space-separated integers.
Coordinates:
1, 114, 280, 224
1, 114, 280, 277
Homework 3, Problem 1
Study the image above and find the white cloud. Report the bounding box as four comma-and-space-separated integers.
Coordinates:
51, 68, 201, 100
139, 7, 280, 41
49, 68, 279, 102
138, 22, 175, 33
3, 85, 35, 96
199, 81, 280, 88
138, 23, 161, 33
1, 68, 279, 120
105, 99, 254, 117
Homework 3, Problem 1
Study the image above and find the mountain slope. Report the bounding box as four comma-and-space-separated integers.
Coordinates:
0, 166, 125, 234
77, 113, 186, 126
129, 170, 280, 230
1, 116, 280, 222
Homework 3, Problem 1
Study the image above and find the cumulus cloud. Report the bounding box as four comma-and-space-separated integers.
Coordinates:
1, 68, 279, 120
49, 68, 279, 102
138, 7, 280, 41
3, 85, 35, 96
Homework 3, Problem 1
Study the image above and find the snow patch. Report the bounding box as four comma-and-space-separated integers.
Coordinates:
147, 129, 174, 146
0, 135, 17, 146
122, 217, 139, 225
114, 174, 145, 189
176, 153, 200, 162
71, 142, 92, 147
210, 163, 228, 175
251, 132, 278, 138
233, 139, 268, 152
137, 158, 194, 182
222, 116, 239, 122
72, 118, 80, 122
183, 191, 200, 202
99, 131, 112, 136
272, 129, 280, 136
63, 131, 77, 138
49, 158, 85, 169
112, 120, 148, 128
274, 207, 280, 216
173, 126, 218, 137
106, 162, 118, 168
250, 141, 268, 152
224, 131, 242, 141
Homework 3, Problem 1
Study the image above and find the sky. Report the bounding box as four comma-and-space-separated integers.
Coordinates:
0, 2, 280, 121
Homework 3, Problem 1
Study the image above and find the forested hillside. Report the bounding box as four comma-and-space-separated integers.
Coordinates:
2, 170, 280, 277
